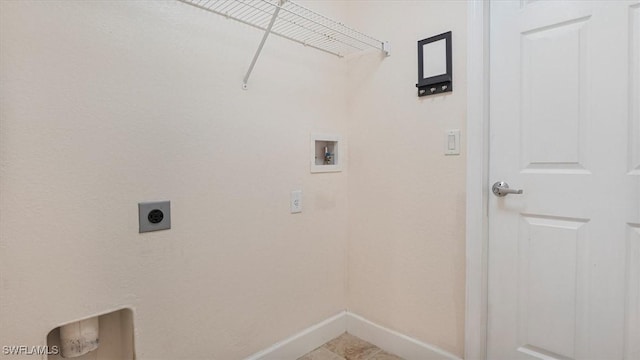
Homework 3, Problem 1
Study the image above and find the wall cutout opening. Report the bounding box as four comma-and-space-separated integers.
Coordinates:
46, 308, 135, 360
310, 134, 342, 173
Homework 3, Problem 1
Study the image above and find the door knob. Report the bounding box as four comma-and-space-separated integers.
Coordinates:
492, 181, 523, 197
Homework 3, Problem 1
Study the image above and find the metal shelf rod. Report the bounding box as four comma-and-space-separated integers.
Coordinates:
178, 0, 390, 88
242, 0, 283, 89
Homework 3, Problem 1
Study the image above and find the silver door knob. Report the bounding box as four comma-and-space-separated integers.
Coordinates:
492, 181, 523, 197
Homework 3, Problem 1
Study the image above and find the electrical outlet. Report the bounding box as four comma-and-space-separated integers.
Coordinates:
138, 201, 171, 233
290, 190, 302, 213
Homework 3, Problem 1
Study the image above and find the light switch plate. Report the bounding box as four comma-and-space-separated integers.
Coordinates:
138, 201, 171, 233
445, 129, 461, 155
290, 190, 302, 213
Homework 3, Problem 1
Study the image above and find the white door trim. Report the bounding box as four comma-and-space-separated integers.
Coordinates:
465, 1, 490, 359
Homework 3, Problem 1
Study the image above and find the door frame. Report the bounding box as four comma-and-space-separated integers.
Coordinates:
465, 1, 490, 359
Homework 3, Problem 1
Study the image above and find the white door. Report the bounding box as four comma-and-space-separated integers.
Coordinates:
488, 1, 640, 359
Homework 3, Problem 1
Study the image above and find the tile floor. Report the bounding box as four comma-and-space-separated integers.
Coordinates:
298, 333, 404, 360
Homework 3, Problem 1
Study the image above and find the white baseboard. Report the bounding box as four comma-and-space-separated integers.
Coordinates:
244, 311, 347, 360
244, 311, 461, 360
346, 312, 462, 360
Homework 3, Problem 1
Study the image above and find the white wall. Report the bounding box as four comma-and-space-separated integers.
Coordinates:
1, 1, 468, 359
0, 1, 349, 359
345, 1, 467, 357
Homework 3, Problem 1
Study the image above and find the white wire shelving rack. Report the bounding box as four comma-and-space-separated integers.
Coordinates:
179, 0, 390, 89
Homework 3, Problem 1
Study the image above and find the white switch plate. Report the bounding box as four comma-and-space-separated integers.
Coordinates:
444, 129, 461, 155
290, 190, 302, 213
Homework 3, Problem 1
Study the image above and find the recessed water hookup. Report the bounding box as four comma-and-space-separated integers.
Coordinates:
310, 133, 342, 173
138, 201, 171, 233
47, 309, 135, 360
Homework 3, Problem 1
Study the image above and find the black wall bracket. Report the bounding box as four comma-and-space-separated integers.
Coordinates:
416, 31, 452, 97
417, 82, 452, 96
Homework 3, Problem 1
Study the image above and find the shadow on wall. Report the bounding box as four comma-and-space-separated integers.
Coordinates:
46, 308, 135, 360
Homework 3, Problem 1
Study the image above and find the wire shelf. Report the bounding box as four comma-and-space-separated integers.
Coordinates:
180, 0, 388, 57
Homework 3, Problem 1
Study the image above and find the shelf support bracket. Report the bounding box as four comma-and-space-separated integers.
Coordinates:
242, 0, 285, 90
382, 41, 391, 57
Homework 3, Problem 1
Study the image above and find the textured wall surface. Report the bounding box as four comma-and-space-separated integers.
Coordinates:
0, 1, 348, 358
345, 1, 468, 357
0, 1, 468, 359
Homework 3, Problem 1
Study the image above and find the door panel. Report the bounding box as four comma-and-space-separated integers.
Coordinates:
627, 225, 640, 359
627, 5, 640, 359
521, 17, 590, 173
488, 1, 638, 359
517, 215, 588, 360
631, 4, 640, 174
